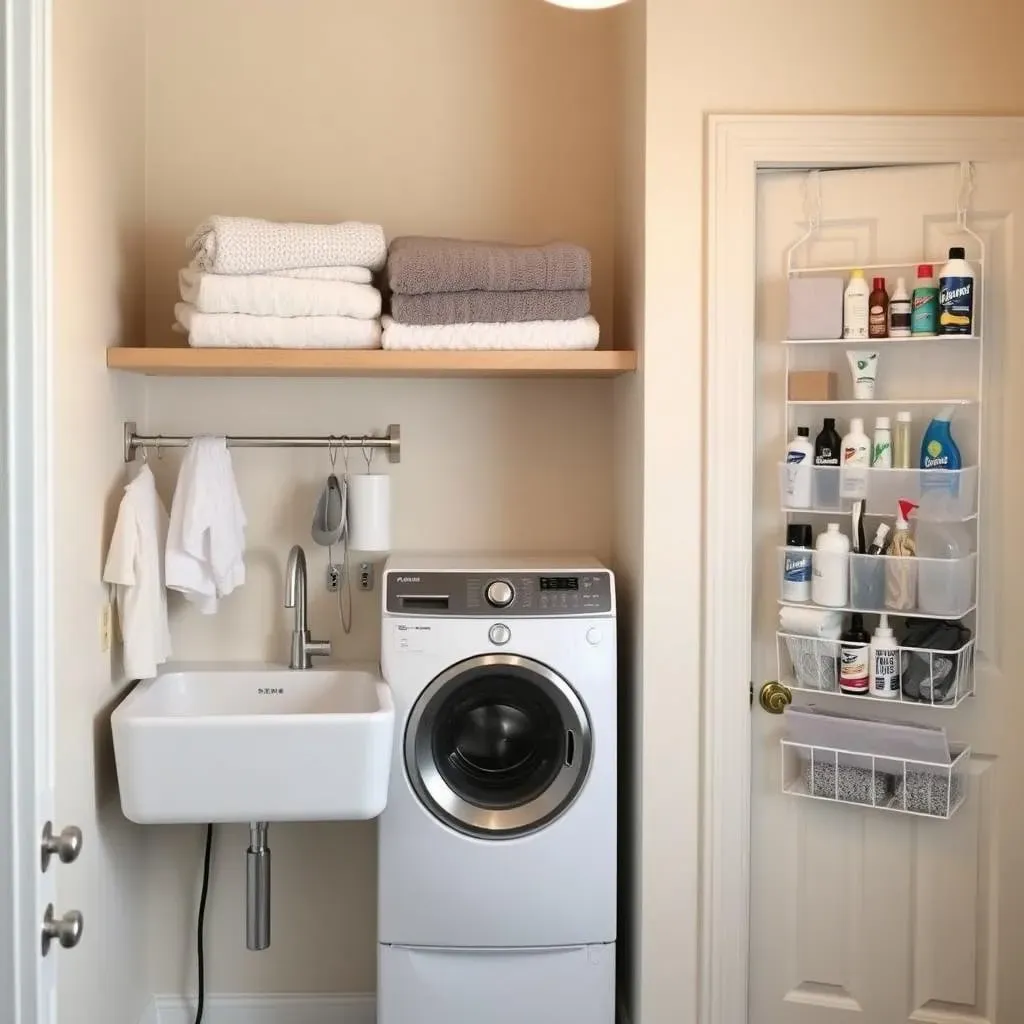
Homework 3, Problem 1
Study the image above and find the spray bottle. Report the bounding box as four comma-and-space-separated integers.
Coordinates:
885, 499, 918, 612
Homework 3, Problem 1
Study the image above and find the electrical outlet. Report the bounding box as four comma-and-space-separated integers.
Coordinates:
326, 564, 341, 593
100, 602, 113, 653
359, 562, 374, 591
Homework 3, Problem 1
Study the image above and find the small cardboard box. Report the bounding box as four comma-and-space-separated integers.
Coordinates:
788, 370, 837, 401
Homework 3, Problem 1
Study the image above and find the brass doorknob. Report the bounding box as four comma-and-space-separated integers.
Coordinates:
759, 681, 792, 714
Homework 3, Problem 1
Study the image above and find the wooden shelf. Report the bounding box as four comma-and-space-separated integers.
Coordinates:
106, 347, 638, 379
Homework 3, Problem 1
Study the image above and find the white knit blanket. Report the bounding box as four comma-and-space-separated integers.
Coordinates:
188, 216, 387, 275
175, 303, 382, 349
179, 268, 382, 319
271, 266, 372, 283
381, 315, 600, 351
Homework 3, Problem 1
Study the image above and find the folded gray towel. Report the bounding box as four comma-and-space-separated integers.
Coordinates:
390, 289, 590, 326
388, 236, 591, 295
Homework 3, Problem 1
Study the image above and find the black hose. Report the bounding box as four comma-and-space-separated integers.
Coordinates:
195, 824, 214, 1024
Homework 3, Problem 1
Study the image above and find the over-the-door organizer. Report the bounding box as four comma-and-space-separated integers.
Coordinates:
774, 197, 983, 819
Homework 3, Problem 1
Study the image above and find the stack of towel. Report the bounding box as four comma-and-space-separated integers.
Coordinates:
175, 216, 387, 349
382, 237, 600, 350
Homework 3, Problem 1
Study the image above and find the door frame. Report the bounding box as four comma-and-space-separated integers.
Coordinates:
1, 0, 55, 1021
701, 114, 1024, 1024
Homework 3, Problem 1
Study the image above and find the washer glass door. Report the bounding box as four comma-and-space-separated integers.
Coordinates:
405, 654, 592, 838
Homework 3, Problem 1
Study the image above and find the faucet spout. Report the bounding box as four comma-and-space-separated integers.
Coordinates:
284, 544, 331, 670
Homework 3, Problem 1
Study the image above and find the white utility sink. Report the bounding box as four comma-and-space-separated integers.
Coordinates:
111, 662, 394, 824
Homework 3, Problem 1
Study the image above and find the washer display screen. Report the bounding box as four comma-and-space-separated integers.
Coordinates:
539, 576, 579, 591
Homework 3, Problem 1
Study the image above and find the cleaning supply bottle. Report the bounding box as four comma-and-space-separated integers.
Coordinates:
840, 613, 871, 695
812, 523, 851, 608
840, 417, 871, 500
869, 277, 889, 339
920, 406, 962, 471
893, 411, 913, 469
843, 270, 870, 340
885, 499, 918, 611
911, 264, 938, 336
814, 417, 843, 509
889, 277, 912, 338
785, 426, 814, 508
938, 246, 975, 336
869, 614, 900, 699
872, 417, 893, 468
782, 524, 813, 603
916, 517, 973, 616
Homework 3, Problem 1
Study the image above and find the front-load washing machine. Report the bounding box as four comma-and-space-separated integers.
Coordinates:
377, 555, 617, 1024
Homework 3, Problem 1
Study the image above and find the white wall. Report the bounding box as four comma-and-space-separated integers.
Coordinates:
52, 0, 149, 1021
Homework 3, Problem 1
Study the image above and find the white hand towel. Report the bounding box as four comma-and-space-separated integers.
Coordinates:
175, 303, 382, 349
179, 267, 382, 319
188, 216, 387, 275
380, 315, 600, 351
102, 464, 172, 680
165, 436, 247, 615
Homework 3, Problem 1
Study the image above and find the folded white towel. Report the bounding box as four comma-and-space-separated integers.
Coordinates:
380, 315, 600, 351
179, 267, 382, 319
268, 266, 373, 284
175, 303, 383, 349
165, 436, 246, 615
188, 216, 387, 275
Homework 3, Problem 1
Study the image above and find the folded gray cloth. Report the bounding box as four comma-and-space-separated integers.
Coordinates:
388, 236, 591, 295
390, 289, 589, 326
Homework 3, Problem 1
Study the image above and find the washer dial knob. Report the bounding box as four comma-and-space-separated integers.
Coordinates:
485, 580, 515, 608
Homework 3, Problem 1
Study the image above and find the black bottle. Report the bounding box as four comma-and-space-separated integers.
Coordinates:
813, 417, 843, 508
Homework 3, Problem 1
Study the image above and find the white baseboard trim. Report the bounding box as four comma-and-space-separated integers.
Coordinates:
144, 993, 376, 1024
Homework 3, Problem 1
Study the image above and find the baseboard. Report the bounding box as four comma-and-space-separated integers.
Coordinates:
144, 993, 376, 1024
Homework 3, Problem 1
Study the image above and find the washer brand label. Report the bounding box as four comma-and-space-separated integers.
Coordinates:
395, 576, 421, 584
257, 688, 284, 696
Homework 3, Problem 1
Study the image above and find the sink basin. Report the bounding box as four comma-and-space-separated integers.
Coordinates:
111, 662, 394, 824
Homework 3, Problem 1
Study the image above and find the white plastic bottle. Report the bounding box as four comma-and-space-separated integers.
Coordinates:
889, 276, 912, 338
812, 523, 851, 608
839, 417, 871, 500
938, 247, 976, 336
869, 614, 900, 699
871, 417, 893, 468
843, 269, 870, 340
785, 426, 815, 508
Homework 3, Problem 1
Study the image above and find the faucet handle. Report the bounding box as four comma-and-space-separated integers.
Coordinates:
306, 639, 332, 663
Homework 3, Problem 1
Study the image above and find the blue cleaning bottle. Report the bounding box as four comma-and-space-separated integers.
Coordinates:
920, 407, 962, 472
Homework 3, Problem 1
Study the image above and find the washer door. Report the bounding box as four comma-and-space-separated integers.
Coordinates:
405, 654, 592, 839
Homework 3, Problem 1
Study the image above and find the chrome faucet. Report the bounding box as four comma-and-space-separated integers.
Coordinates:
284, 545, 332, 670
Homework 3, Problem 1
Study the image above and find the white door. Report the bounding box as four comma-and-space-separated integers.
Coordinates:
1, 0, 62, 1020
749, 162, 1024, 1023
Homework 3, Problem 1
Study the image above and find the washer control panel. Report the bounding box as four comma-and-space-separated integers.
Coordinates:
386, 571, 613, 616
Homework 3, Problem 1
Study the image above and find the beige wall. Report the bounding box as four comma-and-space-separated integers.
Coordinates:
52, 0, 148, 1022
639, 2, 1024, 1022
138, 0, 623, 999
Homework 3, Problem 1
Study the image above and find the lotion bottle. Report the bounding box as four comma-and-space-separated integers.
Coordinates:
843, 270, 870, 340
812, 523, 851, 608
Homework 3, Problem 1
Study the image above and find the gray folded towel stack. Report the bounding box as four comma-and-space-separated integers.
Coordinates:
386, 236, 593, 328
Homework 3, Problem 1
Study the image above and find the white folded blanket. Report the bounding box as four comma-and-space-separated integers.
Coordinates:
179, 267, 382, 319
381, 315, 600, 351
270, 266, 372, 283
188, 216, 387, 275
175, 303, 382, 349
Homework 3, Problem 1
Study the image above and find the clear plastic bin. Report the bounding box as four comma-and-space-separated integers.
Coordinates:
776, 630, 976, 707
778, 464, 979, 520
781, 740, 971, 818
777, 548, 977, 618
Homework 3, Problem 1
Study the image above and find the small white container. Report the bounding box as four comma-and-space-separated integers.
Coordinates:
843, 270, 870, 340
869, 615, 900, 699
889, 277, 912, 338
871, 417, 893, 469
812, 524, 850, 608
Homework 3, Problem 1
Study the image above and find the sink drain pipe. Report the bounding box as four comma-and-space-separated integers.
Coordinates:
246, 822, 271, 951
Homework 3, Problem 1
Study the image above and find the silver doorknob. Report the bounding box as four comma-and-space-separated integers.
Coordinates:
41, 905, 83, 955
40, 822, 83, 871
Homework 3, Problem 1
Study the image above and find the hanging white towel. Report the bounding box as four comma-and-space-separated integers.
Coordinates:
179, 267, 382, 319
175, 303, 382, 349
380, 315, 600, 351
187, 216, 387, 275
102, 464, 172, 680
165, 436, 247, 615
